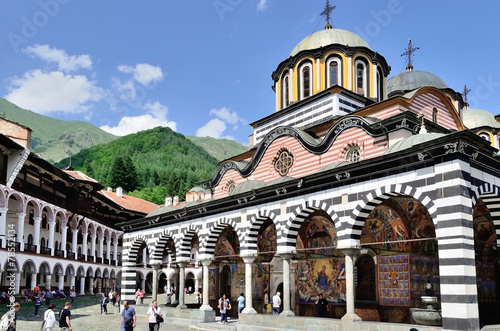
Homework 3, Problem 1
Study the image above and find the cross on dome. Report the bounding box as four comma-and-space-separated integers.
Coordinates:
401, 39, 419, 71
462, 85, 471, 105
320, 0, 336, 29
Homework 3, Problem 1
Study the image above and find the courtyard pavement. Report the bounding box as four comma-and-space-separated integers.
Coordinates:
15, 294, 236, 331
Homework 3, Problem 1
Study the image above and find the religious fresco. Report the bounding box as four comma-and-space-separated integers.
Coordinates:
296, 214, 341, 259
409, 255, 440, 308
473, 199, 497, 303
251, 263, 270, 300
165, 238, 176, 260
361, 197, 435, 254
230, 262, 245, 299
296, 258, 346, 303
209, 268, 216, 299
378, 255, 411, 307
214, 225, 239, 260
257, 222, 277, 262
190, 234, 199, 251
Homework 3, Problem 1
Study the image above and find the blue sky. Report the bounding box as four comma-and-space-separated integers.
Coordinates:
1, 1, 499, 146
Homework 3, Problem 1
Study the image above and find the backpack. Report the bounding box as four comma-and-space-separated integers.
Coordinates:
0, 313, 10, 331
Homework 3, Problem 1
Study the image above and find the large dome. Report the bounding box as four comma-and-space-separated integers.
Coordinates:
387, 70, 448, 96
462, 108, 500, 129
290, 28, 370, 57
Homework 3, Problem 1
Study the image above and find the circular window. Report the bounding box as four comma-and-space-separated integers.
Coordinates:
345, 146, 360, 162
274, 150, 294, 176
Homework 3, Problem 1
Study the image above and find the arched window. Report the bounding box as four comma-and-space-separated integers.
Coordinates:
327, 57, 341, 87
41, 237, 46, 248
299, 62, 312, 100
281, 72, 290, 109
432, 107, 438, 123
377, 67, 383, 102
28, 209, 34, 225
355, 59, 368, 97
41, 214, 47, 229
346, 145, 361, 162
27, 234, 33, 246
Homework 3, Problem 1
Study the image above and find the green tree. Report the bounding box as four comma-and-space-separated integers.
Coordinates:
108, 155, 139, 192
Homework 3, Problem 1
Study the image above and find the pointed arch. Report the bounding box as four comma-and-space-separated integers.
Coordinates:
281, 199, 339, 250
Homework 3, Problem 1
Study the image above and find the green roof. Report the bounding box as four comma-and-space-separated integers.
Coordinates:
290, 29, 370, 57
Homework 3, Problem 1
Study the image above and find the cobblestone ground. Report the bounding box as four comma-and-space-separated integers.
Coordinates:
14, 294, 219, 331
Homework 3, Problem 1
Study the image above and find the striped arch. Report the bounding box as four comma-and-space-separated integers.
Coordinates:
471, 183, 500, 245
178, 224, 200, 261
244, 209, 277, 253
281, 199, 338, 250
22, 259, 37, 273
7, 191, 26, 213
348, 184, 435, 242
124, 235, 149, 266
150, 228, 177, 263
200, 217, 241, 256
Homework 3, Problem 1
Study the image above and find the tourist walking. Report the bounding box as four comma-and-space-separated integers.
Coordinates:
58, 301, 72, 331
121, 300, 136, 331
42, 304, 57, 331
100, 292, 108, 314
140, 289, 145, 304
69, 287, 76, 304
2, 302, 20, 331
218, 293, 231, 324
237, 293, 245, 314
34, 292, 42, 316
272, 292, 281, 315
145, 300, 163, 331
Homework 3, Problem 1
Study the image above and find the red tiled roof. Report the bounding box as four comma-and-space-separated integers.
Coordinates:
99, 190, 158, 214
64, 170, 99, 182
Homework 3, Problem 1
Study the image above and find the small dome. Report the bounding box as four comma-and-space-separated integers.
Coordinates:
387, 70, 448, 96
385, 132, 445, 154
266, 176, 295, 186
316, 161, 351, 173
230, 179, 267, 196
147, 205, 175, 217
462, 108, 500, 129
290, 29, 370, 57
188, 186, 205, 192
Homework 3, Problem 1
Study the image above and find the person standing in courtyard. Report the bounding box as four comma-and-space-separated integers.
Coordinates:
69, 287, 76, 304
315, 293, 329, 317
120, 300, 136, 331
58, 301, 72, 331
237, 293, 245, 314
145, 300, 163, 331
100, 292, 108, 314
43, 303, 57, 331
34, 292, 42, 317
272, 292, 281, 315
218, 293, 231, 324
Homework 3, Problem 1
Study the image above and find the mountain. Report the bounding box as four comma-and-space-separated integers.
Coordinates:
55, 126, 220, 204
0, 97, 248, 165
187, 136, 248, 162
0, 98, 118, 163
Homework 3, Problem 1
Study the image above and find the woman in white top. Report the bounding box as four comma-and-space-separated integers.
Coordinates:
145, 300, 163, 331
43, 303, 57, 331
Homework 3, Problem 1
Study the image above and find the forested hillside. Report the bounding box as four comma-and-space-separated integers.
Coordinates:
55, 126, 219, 204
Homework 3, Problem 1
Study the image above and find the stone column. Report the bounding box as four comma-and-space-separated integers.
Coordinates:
200, 259, 213, 311
279, 252, 295, 316
48, 221, 55, 256
341, 248, 361, 321
90, 234, 96, 262
82, 232, 88, 259
98, 236, 104, 259
195, 277, 200, 295
177, 262, 188, 309
61, 225, 68, 258
71, 227, 78, 260
45, 273, 52, 291
70, 275, 76, 289
106, 237, 111, 262
151, 263, 161, 302
58, 274, 64, 290
242, 255, 257, 314
113, 239, 119, 265
14, 271, 21, 294
89, 276, 95, 294
80, 276, 86, 295
0, 207, 7, 248
97, 278, 102, 293
31, 272, 38, 290
33, 216, 42, 253
16, 212, 25, 251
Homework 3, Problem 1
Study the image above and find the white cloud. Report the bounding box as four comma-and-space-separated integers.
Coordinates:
23, 44, 92, 72
257, 0, 268, 11
196, 118, 227, 139
209, 107, 243, 125
112, 77, 137, 103
118, 63, 163, 86
100, 100, 177, 136
4, 69, 104, 114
